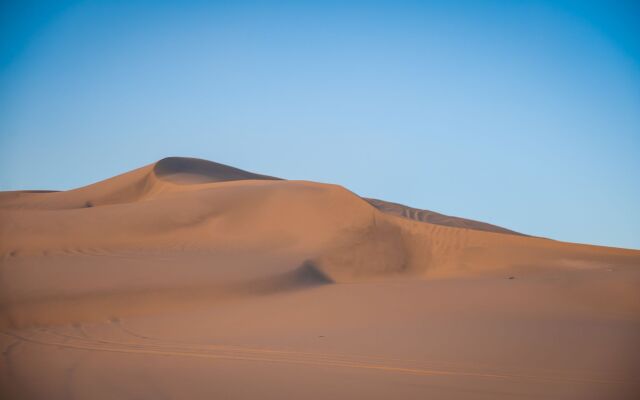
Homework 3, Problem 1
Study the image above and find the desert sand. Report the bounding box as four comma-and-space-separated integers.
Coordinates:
1, 156, 639, 399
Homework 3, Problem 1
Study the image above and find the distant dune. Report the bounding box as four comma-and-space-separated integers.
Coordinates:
1, 157, 639, 399
364, 198, 525, 236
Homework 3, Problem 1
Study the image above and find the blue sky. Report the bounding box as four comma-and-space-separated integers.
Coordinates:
1, 0, 639, 249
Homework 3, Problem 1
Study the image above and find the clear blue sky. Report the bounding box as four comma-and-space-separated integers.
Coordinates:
1, 0, 639, 249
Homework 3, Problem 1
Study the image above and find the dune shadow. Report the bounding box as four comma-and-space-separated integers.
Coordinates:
284, 260, 334, 286
153, 157, 281, 184
0, 260, 333, 329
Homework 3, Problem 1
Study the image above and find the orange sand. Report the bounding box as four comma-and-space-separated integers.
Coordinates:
1, 157, 639, 399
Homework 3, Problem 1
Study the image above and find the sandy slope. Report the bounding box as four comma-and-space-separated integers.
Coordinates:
1, 157, 639, 399
364, 198, 526, 236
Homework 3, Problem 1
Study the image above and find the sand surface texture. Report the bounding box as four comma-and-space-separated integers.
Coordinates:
1, 157, 639, 399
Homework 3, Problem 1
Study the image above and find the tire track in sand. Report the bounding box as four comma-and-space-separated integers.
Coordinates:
1, 327, 629, 386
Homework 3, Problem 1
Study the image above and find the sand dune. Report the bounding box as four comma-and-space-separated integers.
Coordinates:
1, 157, 639, 399
365, 198, 525, 235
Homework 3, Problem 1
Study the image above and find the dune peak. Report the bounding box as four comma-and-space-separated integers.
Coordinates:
153, 157, 280, 184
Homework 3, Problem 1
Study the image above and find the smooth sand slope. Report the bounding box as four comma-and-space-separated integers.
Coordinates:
1, 157, 639, 399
